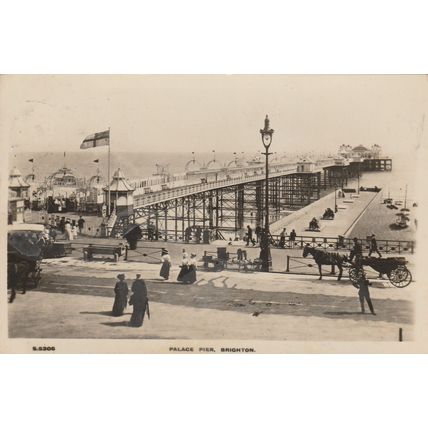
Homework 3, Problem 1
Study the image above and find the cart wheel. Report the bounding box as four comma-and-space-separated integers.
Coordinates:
349, 267, 364, 285
388, 266, 412, 288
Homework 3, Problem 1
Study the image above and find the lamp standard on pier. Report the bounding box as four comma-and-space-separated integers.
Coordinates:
260, 115, 274, 272
334, 182, 338, 213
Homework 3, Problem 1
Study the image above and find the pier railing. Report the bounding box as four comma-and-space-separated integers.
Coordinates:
133, 167, 299, 208
268, 234, 414, 254
114, 228, 414, 255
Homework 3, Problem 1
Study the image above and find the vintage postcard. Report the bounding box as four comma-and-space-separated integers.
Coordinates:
1, 75, 427, 353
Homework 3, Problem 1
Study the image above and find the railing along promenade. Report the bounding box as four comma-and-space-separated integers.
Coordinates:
268, 234, 414, 254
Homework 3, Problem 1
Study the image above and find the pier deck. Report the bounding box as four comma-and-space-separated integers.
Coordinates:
270, 183, 381, 238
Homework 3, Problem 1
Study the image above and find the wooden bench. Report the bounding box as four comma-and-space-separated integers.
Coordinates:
83, 244, 127, 262
304, 226, 325, 232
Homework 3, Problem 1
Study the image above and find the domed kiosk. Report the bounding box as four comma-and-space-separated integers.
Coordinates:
8, 167, 30, 224
103, 168, 135, 217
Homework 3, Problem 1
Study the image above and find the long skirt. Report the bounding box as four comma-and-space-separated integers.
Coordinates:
177, 265, 189, 282
130, 303, 146, 327
184, 266, 197, 284
160, 261, 171, 279
112, 293, 127, 316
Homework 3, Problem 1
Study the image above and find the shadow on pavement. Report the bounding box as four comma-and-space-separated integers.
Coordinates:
101, 321, 130, 327
80, 311, 116, 317
324, 311, 364, 316
35, 273, 413, 324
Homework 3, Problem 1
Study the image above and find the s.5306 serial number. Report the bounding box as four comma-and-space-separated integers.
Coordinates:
33, 346, 55, 351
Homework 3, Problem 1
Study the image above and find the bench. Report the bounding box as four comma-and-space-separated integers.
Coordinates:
43, 241, 73, 258
83, 244, 127, 262
304, 226, 325, 232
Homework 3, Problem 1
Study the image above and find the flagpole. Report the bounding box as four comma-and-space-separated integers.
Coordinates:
107, 127, 111, 216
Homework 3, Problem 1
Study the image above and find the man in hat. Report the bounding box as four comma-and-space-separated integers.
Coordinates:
349, 237, 363, 268
354, 273, 376, 315
368, 234, 381, 257
246, 225, 255, 247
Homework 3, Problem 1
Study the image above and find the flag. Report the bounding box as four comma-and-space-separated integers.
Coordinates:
93, 159, 99, 163
28, 158, 34, 162
80, 130, 110, 149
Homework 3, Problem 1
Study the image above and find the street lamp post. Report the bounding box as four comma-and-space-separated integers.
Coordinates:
260, 115, 274, 272
357, 161, 360, 194
334, 181, 338, 213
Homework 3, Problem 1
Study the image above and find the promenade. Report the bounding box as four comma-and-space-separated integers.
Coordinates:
8, 256, 414, 341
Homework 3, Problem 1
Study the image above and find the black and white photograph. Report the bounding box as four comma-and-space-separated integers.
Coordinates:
1, 74, 426, 352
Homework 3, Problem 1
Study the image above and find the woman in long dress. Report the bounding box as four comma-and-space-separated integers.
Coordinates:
129, 274, 148, 327
64, 219, 73, 240
185, 253, 197, 284
112, 273, 128, 316
160, 248, 171, 280
177, 250, 189, 282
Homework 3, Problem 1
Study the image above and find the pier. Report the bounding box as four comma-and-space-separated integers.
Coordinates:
105, 156, 386, 240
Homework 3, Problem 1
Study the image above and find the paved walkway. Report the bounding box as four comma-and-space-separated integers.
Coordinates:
8, 257, 414, 341
270, 184, 381, 238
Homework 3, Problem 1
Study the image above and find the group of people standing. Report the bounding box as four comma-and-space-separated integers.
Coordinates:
112, 273, 149, 327
158, 248, 197, 284
43, 215, 86, 241
111, 248, 198, 328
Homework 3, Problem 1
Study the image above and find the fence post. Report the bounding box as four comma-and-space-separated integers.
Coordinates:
286, 255, 290, 272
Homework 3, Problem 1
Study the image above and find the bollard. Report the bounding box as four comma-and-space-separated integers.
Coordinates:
286, 255, 290, 272
399, 327, 403, 342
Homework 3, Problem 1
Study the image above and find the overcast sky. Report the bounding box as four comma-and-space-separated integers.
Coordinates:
1, 75, 427, 155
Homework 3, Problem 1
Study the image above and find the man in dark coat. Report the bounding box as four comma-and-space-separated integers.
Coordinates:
368, 234, 381, 257
255, 225, 262, 243
350, 237, 363, 267
355, 274, 376, 315
129, 274, 149, 327
246, 225, 255, 247
77, 216, 85, 234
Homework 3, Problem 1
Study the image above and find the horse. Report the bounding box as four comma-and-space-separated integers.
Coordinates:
302, 245, 346, 280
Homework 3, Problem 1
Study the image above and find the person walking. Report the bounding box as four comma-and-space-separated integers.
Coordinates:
112, 273, 129, 316
279, 228, 287, 248
184, 253, 197, 284
64, 218, 73, 240
354, 273, 376, 315
246, 225, 255, 247
160, 248, 171, 280
184, 226, 192, 243
350, 237, 363, 267
77, 215, 85, 235
195, 226, 202, 244
129, 274, 149, 327
289, 229, 297, 246
255, 225, 262, 243
368, 234, 381, 257
177, 249, 189, 282
72, 220, 78, 239
59, 216, 66, 234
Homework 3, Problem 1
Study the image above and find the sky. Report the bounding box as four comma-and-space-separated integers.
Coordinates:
1, 75, 427, 155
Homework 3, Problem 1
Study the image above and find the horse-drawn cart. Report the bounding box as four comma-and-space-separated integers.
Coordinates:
7, 224, 45, 302
348, 256, 412, 288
